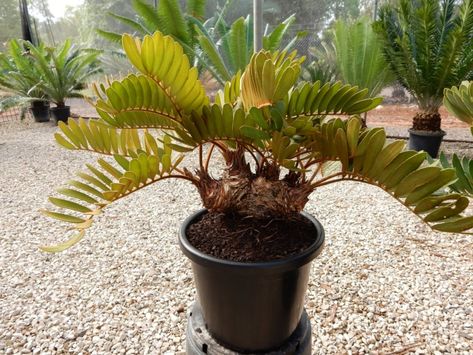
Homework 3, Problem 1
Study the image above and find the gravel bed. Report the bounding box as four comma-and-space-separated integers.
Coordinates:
0, 121, 472, 354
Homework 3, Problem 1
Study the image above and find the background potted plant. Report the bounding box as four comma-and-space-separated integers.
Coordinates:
307, 17, 393, 127
375, 0, 473, 157
41, 32, 473, 353
0, 39, 50, 122
29, 39, 102, 123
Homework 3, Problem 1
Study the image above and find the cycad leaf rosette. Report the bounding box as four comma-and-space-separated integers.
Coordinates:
440, 81, 473, 197
42, 32, 473, 252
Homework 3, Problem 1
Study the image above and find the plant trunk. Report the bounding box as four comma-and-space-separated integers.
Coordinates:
195, 172, 312, 219
361, 112, 368, 128
412, 111, 441, 131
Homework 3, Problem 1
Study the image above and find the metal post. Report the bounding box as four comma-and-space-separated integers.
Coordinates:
19, 0, 35, 44
373, 0, 379, 21
253, 0, 264, 52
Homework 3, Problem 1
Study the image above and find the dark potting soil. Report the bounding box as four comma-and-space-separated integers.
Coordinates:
186, 212, 317, 262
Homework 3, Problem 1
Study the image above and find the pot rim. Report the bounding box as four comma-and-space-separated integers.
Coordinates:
31, 100, 50, 107
179, 209, 325, 273
50, 105, 71, 110
408, 128, 446, 137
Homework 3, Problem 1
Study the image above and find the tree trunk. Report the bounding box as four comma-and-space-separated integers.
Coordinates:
412, 111, 441, 131
195, 172, 312, 219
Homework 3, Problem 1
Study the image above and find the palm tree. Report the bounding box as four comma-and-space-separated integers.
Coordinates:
375, 0, 473, 156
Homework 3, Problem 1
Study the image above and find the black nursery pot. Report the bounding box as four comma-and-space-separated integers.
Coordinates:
30, 101, 50, 122
50, 105, 71, 123
408, 129, 446, 158
179, 209, 325, 353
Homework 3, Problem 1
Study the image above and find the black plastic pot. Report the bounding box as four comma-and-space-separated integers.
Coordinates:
50, 105, 71, 123
30, 101, 50, 122
179, 209, 325, 353
408, 129, 446, 158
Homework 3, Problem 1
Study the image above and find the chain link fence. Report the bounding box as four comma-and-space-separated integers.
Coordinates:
279, 27, 323, 59
0, 105, 32, 125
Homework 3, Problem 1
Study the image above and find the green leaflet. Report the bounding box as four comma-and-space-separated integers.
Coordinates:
55, 133, 76, 150
57, 188, 98, 204
432, 216, 473, 233
240, 126, 270, 140
40, 231, 86, 253
424, 197, 469, 222
394, 167, 441, 197
414, 194, 462, 213
366, 141, 406, 178
405, 169, 457, 205
381, 152, 427, 188
444, 81, 473, 125
41, 210, 85, 224
335, 128, 349, 170
49, 197, 93, 213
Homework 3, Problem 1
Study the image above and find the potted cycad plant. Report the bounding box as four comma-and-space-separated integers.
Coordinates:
0, 39, 50, 122
311, 17, 393, 127
29, 39, 102, 123
375, 0, 473, 157
41, 32, 473, 354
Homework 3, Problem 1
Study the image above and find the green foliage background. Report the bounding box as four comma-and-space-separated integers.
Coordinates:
0, 0, 391, 53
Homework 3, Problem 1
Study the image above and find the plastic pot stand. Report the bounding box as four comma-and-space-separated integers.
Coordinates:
179, 209, 325, 353
186, 302, 312, 355
50, 106, 71, 123
408, 129, 446, 158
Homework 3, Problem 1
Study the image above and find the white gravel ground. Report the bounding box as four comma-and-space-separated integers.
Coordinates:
0, 121, 472, 354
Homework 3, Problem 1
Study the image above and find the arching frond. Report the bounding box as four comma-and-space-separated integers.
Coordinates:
215, 71, 241, 106
306, 117, 473, 234
41, 138, 187, 252
54, 118, 175, 158
284, 81, 383, 117
240, 50, 303, 110
122, 32, 209, 115
94, 74, 183, 128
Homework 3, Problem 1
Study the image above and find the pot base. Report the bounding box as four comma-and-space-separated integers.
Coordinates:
186, 302, 311, 354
